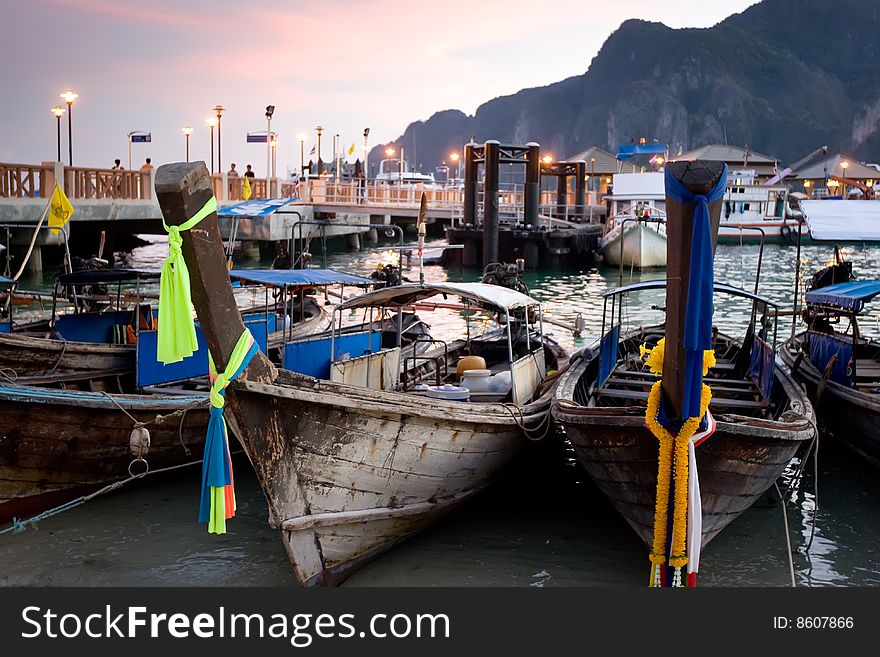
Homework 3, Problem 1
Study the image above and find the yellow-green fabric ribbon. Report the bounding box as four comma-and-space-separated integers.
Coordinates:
157, 196, 217, 364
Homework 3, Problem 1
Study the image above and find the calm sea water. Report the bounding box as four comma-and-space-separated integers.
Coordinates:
2, 236, 879, 587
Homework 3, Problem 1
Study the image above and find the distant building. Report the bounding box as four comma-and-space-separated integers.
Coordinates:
673, 144, 780, 181
791, 152, 878, 198
565, 145, 638, 201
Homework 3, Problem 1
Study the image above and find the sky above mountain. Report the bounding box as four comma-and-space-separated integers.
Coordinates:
0, 0, 757, 174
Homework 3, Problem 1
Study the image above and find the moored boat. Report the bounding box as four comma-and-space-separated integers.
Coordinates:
600, 172, 667, 269
779, 201, 880, 468
0, 382, 208, 525
154, 161, 568, 585
553, 282, 814, 546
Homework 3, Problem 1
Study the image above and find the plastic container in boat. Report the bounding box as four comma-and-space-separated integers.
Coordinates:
460, 369, 492, 393
411, 383, 431, 395
489, 370, 512, 394
425, 384, 471, 402
456, 355, 487, 378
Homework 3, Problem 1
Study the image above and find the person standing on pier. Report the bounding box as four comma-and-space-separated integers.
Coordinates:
228, 163, 239, 176
140, 158, 153, 172
244, 164, 255, 180
112, 158, 124, 170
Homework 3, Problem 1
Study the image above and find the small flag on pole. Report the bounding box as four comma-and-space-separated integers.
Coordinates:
242, 177, 252, 200
309, 145, 316, 156
48, 182, 74, 235
347, 143, 355, 156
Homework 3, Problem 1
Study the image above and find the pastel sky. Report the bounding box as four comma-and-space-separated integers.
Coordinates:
0, 0, 758, 175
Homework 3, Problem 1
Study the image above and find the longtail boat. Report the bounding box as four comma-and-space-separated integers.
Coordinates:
553, 161, 814, 586
779, 200, 880, 469
0, 267, 362, 382
154, 162, 568, 586
0, 383, 208, 525
553, 282, 814, 546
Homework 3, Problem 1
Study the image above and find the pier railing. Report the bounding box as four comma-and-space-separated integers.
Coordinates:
0, 162, 44, 198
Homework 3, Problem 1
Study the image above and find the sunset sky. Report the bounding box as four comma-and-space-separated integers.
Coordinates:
1, 0, 757, 175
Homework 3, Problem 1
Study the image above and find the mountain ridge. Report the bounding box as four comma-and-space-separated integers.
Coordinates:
369, 0, 880, 173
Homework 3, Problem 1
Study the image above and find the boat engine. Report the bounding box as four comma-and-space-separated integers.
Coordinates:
481, 260, 529, 294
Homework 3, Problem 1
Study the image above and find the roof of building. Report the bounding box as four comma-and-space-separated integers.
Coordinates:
564, 146, 638, 174
793, 153, 879, 181
674, 144, 778, 165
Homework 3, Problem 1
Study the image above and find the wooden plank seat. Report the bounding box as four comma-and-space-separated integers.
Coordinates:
596, 387, 769, 409
603, 376, 761, 395
854, 359, 880, 379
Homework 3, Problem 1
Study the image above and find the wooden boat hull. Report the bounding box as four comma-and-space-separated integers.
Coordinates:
0, 331, 133, 378
553, 348, 814, 548
600, 222, 667, 269
227, 345, 564, 586
0, 385, 207, 524
781, 335, 880, 468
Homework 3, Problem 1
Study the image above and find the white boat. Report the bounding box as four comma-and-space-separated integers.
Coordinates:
374, 158, 437, 186
600, 172, 667, 269
717, 169, 799, 243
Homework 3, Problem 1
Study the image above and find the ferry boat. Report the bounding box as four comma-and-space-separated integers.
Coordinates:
599, 172, 667, 269
717, 169, 798, 243
374, 158, 436, 186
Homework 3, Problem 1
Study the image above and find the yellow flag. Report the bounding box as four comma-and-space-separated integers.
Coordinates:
347, 143, 355, 156
49, 182, 74, 235
242, 176, 252, 200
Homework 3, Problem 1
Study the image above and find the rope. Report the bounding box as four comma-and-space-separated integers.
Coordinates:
45, 335, 69, 376
499, 402, 553, 441
99, 391, 143, 427
0, 458, 202, 536
774, 482, 797, 587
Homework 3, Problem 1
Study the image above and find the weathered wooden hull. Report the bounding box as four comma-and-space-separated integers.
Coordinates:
0, 385, 208, 524
553, 350, 814, 547
0, 331, 133, 378
226, 352, 562, 586
781, 335, 880, 469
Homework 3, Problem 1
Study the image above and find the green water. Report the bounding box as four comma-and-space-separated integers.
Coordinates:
2, 236, 879, 587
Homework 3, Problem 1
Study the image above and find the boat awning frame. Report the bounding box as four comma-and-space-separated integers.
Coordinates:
217, 198, 298, 217
604, 280, 778, 309
335, 282, 541, 313
804, 280, 880, 313
230, 268, 374, 288
56, 268, 161, 286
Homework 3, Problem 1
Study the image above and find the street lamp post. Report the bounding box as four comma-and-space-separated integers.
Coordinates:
841, 160, 849, 197
316, 126, 323, 174
214, 105, 224, 172
449, 151, 461, 181
265, 105, 275, 198
50, 106, 65, 162
297, 133, 306, 176
182, 125, 194, 162
385, 147, 395, 181
205, 116, 218, 173
60, 89, 78, 166
335, 133, 340, 180
363, 128, 370, 181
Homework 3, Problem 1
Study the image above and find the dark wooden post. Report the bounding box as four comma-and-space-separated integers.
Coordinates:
574, 160, 587, 220
482, 140, 500, 266
154, 161, 276, 382
524, 142, 540, 227
463, 142, 478, 226
661, 160, 725, 423
555, 171, 567, 219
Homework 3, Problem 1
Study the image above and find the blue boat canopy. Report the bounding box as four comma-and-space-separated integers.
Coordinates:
217, 198, 297, 217
229, 268, 374, 288
804, 280, 880, 312
616, 144, 668, 161
57, 268, 160, 286
0, 275, 13, 286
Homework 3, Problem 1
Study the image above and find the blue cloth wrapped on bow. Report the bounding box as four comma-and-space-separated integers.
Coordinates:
663, 164, 728, 421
